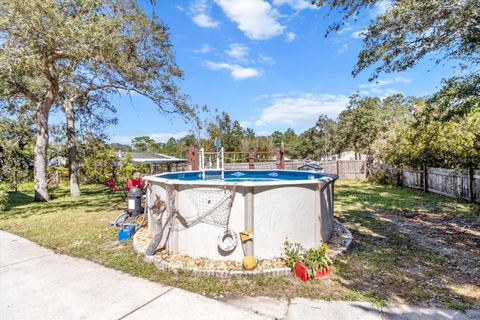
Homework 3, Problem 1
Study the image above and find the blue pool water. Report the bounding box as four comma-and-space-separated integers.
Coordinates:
158, 170, 335, 182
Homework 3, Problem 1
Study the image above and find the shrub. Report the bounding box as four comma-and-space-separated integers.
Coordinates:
368, 163, 398, 185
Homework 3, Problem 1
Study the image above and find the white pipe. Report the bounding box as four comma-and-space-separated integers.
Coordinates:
199, 148, 204, 170
215, 147, 225, 179
199, 148, 205, 179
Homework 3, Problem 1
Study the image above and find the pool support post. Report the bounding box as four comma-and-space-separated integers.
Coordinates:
315, 178, 336, 247
244, 186, 254, 257
168, 184, 179, 254
314, 181, 321, 247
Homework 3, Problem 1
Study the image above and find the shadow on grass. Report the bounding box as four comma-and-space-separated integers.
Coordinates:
1, 185, 124, 219
334, 180, 479, 309
6, 191, 33, 207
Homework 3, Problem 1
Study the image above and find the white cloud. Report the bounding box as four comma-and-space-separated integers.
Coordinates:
337, 43, 348, 53
239, 120, 252, 128
150, 132, 189, 142
272, 0, 316, 10
111, 131, 189, 144
254, 92, 295, 100
358, 77, 411, 89
196, 44, 214, 54
204, 61, 261, 80
359, 88, 402, 99
258, 54, 275, 64
254, 93, 349, 127
214, 0, 285, 40
225, 43, 249, 60
337, 25, 353, 35
351, 30, 366, 39
358, 77, 411, 97
190, 0, 219, 28
175, 5, 184, 11
192, 13, 220, 28
285, 31, 296, 42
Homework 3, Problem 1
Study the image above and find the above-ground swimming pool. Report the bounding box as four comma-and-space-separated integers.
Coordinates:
144, 170, 337, 262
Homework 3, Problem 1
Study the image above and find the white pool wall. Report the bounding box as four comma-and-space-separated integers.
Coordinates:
145, 170, 335, 261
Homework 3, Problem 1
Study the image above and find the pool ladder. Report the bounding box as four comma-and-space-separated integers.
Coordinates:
199, 147, 224, 180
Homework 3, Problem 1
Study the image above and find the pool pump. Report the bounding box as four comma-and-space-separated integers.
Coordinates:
127, 187, 142, 216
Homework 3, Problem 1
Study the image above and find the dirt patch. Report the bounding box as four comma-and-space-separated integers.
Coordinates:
370, 207, 480, 304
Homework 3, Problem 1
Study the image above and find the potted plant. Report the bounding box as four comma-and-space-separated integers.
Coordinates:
284, 240, 332, 282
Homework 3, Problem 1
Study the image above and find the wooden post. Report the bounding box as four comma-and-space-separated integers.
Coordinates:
468, 164, 475, 203
244, 186, 254, 257
187, 147, 193, 169
248, 148, 256, 169
423, 164, 429, 193
187, 144, 199, 170
276, 143, 285, 170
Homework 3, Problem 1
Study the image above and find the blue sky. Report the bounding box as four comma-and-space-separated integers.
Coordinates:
105, 0, 457, 144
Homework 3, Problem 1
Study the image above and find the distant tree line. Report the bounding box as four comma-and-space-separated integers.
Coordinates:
116, 83, 478, 172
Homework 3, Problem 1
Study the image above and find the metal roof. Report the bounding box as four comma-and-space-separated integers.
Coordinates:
298, 163, 324, 171
119, 152, 186, 163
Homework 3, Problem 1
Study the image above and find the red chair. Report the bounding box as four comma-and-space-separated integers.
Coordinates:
133, 177, 145, 189
126, 178, 135, 190
107, 178, 127, 199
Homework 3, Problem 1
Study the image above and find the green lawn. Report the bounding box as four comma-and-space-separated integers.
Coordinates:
0, 181, 478, 310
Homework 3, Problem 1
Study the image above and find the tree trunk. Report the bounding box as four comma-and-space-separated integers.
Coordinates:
423, 163, 429, 193
63, 96, 81, 197
34, 98, 52, 202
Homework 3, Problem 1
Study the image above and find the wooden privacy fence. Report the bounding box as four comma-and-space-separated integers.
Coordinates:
321, 160, 366, 179
402, 167, 480, 203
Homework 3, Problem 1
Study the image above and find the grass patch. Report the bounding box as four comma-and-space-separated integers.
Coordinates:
446, 300, 470, 312
0, 180, 478, 308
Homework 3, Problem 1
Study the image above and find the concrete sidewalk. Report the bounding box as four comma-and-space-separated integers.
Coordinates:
0, 231, 267, 320
1, 231, 478, 320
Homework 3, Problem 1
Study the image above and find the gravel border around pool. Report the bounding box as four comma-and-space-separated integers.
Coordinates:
132, 219, 352, 277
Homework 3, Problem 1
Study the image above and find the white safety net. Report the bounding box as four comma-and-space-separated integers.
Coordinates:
176, 185, 237, 229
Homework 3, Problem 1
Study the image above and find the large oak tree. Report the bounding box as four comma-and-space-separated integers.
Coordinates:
0, 0, 195, 200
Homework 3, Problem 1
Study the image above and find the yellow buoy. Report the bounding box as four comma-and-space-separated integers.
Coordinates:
243, 255, 257, 270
